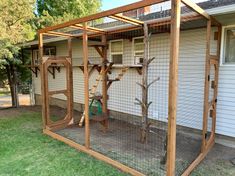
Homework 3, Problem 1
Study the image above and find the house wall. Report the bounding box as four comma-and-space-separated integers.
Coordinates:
32, 27, 235, 138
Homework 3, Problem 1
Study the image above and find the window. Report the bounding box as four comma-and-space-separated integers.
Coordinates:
32, 46, 56, 65
133, 37, 144, 65
223, 27, 235, 64
110, 40, 123, 64
44, 47, 56, 56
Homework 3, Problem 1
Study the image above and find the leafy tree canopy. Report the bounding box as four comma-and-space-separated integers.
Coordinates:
36, 0, 101, 28
0, 0, 35, 60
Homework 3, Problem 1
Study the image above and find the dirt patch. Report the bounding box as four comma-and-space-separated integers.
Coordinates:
55, 118, 204, 175
0, 105, 82, 120
0, 106, 41, 118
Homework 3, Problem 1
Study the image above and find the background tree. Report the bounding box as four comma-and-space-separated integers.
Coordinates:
35, 0, 101, 28
0, 0, 35, 107
0, 0, 101, 108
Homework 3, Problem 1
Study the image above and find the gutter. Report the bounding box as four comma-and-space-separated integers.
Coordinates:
207, 4, 235, 15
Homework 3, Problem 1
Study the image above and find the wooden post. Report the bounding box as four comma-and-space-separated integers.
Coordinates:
39, 33, 47, 129
68, 37, 74, 123
167, 0, 181, 175
101, 35, 108, 128
201, 19, 211, 152
211, 25, 221, 139
83, 23, 90, 149
101, 35, 108, 112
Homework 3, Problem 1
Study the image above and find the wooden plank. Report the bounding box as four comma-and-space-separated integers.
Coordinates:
71, 24, 106, 34
201, 20, 211, 153
182, 138, 215, 176
167, 0, 181, 175
110, 14, 144, 26
39, 0, 165, 33
181, 0, 210, 20
210, 25, 221, 143
44, 59, 51, 128
43, 129, 145, 176
94, 46, 104, 58
83, 22, 90, 149
44, 31, 73, 37
48, 90, 67, 96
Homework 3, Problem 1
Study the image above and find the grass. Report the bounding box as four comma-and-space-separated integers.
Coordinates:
0, 112, 128, 176
0, 110, 234, 176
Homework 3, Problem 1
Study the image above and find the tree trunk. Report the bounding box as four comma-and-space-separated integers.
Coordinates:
6, 64, 19, 107
140, 23, 149, 143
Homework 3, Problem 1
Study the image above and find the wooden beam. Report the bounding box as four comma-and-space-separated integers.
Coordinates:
39, 0, 165, 33
83, 22, 90, 149
71, 24, 106, 34
181, 0, 210, 20
44, 31, 73, 37
48, 90, 67, 96
182, 138, 215, 176
43, 129, 145, 176
110, 14, 144, 26
167, 0, 181, 175
201, 20, 211, 153
94, 46, 104, 58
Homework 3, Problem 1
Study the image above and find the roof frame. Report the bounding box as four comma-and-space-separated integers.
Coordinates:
70, 24, 106, 34
181, 0, 210, 19
38, 0, 220, 39
44, 31, 74, 37
38, 0, 166, 33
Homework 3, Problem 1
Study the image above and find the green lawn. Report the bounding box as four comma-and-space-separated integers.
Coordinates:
0, 109, 234, 176
0, 112, 128, 176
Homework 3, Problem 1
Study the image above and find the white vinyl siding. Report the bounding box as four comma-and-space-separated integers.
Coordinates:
33, 28, 235, 138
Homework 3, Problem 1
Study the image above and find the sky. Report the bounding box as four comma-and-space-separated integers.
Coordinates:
101, 0, 208, 11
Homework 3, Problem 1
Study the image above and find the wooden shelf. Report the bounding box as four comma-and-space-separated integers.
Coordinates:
88, 43, 106, 47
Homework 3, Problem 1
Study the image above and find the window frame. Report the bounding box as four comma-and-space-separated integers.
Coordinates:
32, 46, 56, 65
132, 36, 144, 65
221, 25, 235, 66
109, 39, 124, 65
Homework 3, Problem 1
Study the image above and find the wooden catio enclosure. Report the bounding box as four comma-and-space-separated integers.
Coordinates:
38, 0, 221, 175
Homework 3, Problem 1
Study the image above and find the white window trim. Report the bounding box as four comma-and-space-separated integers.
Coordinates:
220, 24, 235, 67
132, 36, 144, 65
109, 39, 124, 65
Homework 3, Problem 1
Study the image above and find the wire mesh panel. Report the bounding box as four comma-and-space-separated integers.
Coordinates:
84, 4, 172, 175
175, 3, 212, 175
38, 0, 221, 175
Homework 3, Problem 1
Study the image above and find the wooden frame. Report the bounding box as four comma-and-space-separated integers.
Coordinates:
42, 57, 73, 130
83, 22, 90, 149
167, 1, 181, 175
38, 0, 221, 175
39, 0, 166, 33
